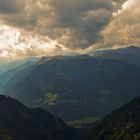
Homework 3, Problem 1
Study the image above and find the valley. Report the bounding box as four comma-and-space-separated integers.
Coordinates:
0, 0, 139, 139
0, 46, 140, 140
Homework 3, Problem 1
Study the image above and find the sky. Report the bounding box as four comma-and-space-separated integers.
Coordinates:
0, 0, 139, 61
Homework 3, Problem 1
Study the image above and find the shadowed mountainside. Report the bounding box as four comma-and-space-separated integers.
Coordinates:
0, 95, 83, 140
90, 96, 140, 140
91, 45, 140, 66
2, 54, 140, 121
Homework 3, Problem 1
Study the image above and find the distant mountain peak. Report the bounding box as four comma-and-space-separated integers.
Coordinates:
38, 55, 71, 64
0, 95, 10, 102
126, 45, 139, 49
75, 54, 92, 59
0, 95, 16, 103
0, 95, 27, 111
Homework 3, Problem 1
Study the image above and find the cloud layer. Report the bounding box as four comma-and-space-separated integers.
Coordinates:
0, 25, 63, 60
100, 0, 140, 49
0, 0, 139, 60
0, 0, 113, 49
0, 25, 82, 61
0, 0, 25, 14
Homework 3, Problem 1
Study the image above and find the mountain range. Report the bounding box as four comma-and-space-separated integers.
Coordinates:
0, 61, 35, 94
0, 57, 39, 75
0, 46, 140, 140
1, 46, 140, 121
91, 45, 140, 66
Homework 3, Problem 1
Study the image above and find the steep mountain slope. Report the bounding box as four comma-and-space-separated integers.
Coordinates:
4, 55, 140, 121
0, 61, 35, 94
0, 95, 83, 140
0, 57, 39, 75
90, 96, 140, 140
0, 61, 24, 75
91, 45, 140, 66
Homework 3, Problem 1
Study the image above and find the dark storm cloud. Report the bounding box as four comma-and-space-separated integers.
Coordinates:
47, 0, 113, 48
0, 0, 25, 13
0, 0, 139, 53
0, 0, 114, 49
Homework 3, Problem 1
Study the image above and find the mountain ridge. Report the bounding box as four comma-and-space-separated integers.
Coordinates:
90, 45, 140, 66
2, 54, 140, 121
0, 95, 83, 140
90, 96, 140, 140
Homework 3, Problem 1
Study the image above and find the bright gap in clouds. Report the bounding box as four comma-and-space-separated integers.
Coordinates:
0, 24, 62, 60
122, 0, 134, 10
113, 0, 135, 16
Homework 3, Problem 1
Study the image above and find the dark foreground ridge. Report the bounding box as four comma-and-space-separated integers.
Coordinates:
0, 95, 139, 140
0, 95, 83, 140
90, 96, 140, 140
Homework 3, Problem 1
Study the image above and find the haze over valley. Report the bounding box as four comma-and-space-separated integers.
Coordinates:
0, 0, 140, 140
